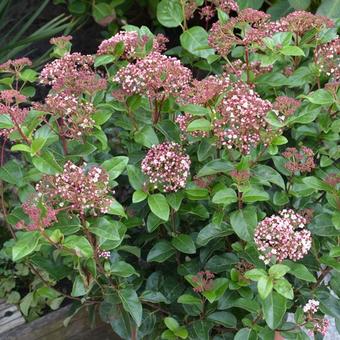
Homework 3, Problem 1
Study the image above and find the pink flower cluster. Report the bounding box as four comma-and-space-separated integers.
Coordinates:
303, 299, 330, 336
141, 142, 191, 192
277, 10, 333, 36
208, 8, 271, 56
0, 90, 28, 138
303, 299, 319, 314
39, 53, 106, 95
97, 31, 167, 59
213, 81, 272, 154
36, 161, 113, 216
16, 201, 57, 231
35, 93, 95, 139
98, 250, 111, 259
180, 75, 229, 106
273, 96, 301, 118
114, 52, 192, 101
282, 146, 315, 173
0, 57, 32, 73
315, 38, 340, 81
50, 35, 72, 48
192, 271, 215, 293
254, 209, 312, 264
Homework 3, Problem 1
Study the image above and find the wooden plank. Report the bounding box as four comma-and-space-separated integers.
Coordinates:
0, 305, 119, 340
0, 300, 25, 335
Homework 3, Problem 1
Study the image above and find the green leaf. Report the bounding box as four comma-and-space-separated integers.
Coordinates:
262, 291, 287, 329
167, 191, 184, 211
304, 89, 334, 105
253, 165, 285, 189
245, 268, 267, 281
196, 159, 233, 177
71, 275, 87, 297
107, 200, 126, 218
179, 104, 210, 116
94, 55, 115, 67
102, 156, 129, 180
90, 218, 126, 241
63, 235, 93, 258
230, 206, 258, 242
236, 0, 264, 10
12, 232, 41, 261
127, 165, 145, 190
132, 190, 148, 203
196, 223, 232, 246
147, 241, 175, 263
180, 26, 214, 59
258, 276, 273, 299
288, 0, 311, 9
234, 328, 258, 340
92, 3, 115, 24
0, 114, 14, 129
32, 151, 63, 175
111, 261, 139, 277
202, 278, 229, 303
280, 46, 305, 56
302, 176, 333, 192
164, 317, 179, 332
157, 0, 183, 28
207, 311, 237, 328
141, 290, 169, 304
212, 188, 237, 205
243, 187, 270, 203
134, 126, 159, 148
171, 234, 196, 254
118, 288, 143, 327
273, 279, 294, 299
268, 264, 290, 279
148, 193, 170, 221
186, 118, 211, 132
177, 294, 202, 305
283, 261, 316, 282
317, 0, 340, 19
0, 160, 24, 186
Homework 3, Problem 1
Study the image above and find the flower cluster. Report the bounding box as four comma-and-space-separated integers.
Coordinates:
229, 169, 251, 184
303, 299, 330, 336
208, 9, 271, 56
273, 96, 301, 118
192, 271, 215, 293
303, 299, 319, 314
98, 250, 111, 259
180, 75, 229, 106
0, 57, 32, 73
97, 31, 167, 59
39, 53, 106, 95
50, 35, 72, 48
0, 90, 28, 138
36, 161, 113, 216
277, 11, 333, 36
141, 142, 191, 192
282, 146, 315, 173
325, 173, 340, 186
35, 93, 95, 139
115, 52, 192, 101
213, 81, 272, 154
16, 201, 57, 231
315, 38, 340, 81
254, 209, 312, 264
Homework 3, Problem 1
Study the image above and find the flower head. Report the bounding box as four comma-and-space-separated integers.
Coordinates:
213, 81, 272, 154
303, 299, 319, 314
97, 31, 167, 59
36, 161, 113, 216
39, 53, 106, 95
273, 96, 301, 117
254, 209, 312, 264
114, 52, 192, 101
282, 146, 315, 173
0, 58, 32, 73
141, 142, 191, 192
192, 271, 215, 293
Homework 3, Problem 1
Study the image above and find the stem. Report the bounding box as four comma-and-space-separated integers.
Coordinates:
10, 114, 31, 145
245, 47, 250, 83
312, 267, 331, 291
180, 0, 188, 31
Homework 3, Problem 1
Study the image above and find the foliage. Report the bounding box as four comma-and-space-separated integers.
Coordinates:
0, 0, 339, 339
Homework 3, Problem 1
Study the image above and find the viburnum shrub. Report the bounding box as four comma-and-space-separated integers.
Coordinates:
0, 3, 339, 339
